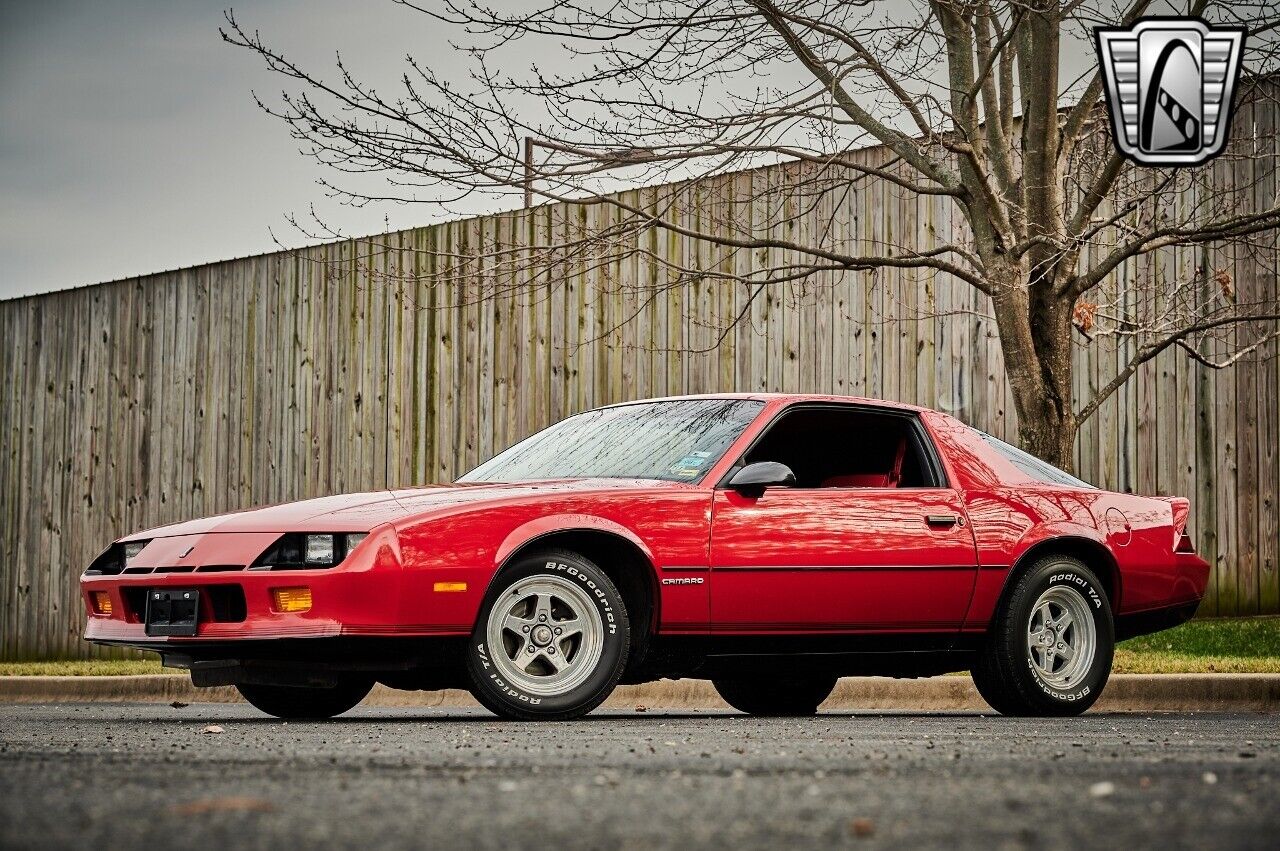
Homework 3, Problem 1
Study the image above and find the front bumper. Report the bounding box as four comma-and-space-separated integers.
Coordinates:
84, 569, 362, 643
79, 528, 467, 648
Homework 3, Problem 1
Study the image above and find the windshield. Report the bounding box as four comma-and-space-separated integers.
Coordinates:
459, 399, 765, 483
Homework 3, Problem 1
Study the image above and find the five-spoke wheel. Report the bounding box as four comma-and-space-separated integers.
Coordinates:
1026, 585, 1097, 693
484, 576, 605, 698
971, 554, 1114, 716
466, 549, 630, 720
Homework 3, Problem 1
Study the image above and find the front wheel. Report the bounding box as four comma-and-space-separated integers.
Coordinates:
466, 549, 630, 720
971, 555, 1114, 716
235, 678, 373, 719
713, 674, 838, 716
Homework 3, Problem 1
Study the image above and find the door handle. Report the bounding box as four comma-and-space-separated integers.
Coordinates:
925, 514, 960, 527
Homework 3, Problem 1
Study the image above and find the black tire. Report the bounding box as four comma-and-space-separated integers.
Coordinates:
235, 678, 373, 719
713, 674, 838, 716
466, 549, 630, 721
971, 554, 1114, 717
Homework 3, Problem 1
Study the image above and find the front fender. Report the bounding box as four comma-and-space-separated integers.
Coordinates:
493, 513, 658, 570
392, 489, 710, 634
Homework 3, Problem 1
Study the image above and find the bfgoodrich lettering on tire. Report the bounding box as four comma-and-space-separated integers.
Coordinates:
971, 554, 1114, 717
466, 548, 629, 720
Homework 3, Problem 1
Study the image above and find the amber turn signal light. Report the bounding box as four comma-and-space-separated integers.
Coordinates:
433, 581, 467, 593
271, 587, 312, 613
89, 591, 113, 615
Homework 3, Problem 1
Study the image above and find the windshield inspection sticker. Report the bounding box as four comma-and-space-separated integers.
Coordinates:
670, 457, 706, 479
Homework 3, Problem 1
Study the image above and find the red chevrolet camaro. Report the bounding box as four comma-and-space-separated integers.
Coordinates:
82, 394, 1209, 720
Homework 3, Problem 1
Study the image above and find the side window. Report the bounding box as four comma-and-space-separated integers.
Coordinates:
974, 431, 1096, 488
739, 407, 942, 489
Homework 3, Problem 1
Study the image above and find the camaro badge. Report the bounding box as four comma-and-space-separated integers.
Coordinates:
1094, 18, 1245, 167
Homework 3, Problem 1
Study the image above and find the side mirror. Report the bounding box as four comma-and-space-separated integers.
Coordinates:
727, 461, 796, 497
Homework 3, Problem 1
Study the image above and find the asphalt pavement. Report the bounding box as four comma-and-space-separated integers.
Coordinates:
1, 703, 1276, 850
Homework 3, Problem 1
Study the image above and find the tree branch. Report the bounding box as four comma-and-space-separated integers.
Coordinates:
1077, 312, 1280, 425
750, 0, 961, 190
1068, 205, 1280, 298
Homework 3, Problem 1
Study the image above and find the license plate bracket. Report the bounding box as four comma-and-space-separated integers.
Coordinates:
145, 588, 199, 636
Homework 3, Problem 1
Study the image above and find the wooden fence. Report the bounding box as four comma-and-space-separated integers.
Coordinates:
2, 128, 1278, 660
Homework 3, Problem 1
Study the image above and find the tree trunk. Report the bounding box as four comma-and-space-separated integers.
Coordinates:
988, 266, 1078, 473
1014, 385, 1077, 473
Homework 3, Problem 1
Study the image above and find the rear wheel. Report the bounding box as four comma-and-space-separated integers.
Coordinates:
235, 678, 373, 719
466, 549, 629, 720
713, 674, 837, 716
971, 555, 1114, 716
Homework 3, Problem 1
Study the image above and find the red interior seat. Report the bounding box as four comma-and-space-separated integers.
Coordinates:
819, 434, 909, 489
821, 473, 890, 488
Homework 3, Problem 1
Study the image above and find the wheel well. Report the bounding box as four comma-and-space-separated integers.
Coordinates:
1010, 537, 1121, 613
501, 529, 660, 644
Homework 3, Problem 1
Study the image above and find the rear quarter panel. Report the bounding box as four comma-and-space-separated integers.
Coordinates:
923, 410, 1195, 621
923, 412, 1108, 626
960, 486, 1110, 628
1086, 492, 1194, 612
391, 489, 711, 633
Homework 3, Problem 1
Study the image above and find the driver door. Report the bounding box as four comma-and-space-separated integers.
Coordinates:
708, 405, 979, 634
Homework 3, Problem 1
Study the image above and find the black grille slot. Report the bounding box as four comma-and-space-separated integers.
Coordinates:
121, 587, 148, 621
206, 586, 247, 622
154, 566, 195, 574
195, 564, 245, 573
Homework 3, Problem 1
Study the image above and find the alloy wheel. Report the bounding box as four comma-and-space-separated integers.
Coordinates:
484, 575, 605, 697
1025, 585, 1097, 691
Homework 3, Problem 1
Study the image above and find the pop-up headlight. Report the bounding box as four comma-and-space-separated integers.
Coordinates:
83, 539, 153, 576
251, 532, 366, 570
122, 540, 150, 561
305, 534, 335, 565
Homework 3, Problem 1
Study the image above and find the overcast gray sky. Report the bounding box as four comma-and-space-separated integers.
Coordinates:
0, 0, 461, 300
1, 0, 1114, 302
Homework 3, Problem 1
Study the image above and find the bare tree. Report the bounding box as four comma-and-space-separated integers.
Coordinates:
223, 0, 1280, 470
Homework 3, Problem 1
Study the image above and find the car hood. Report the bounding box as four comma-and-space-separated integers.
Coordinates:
123, 478, 690, 540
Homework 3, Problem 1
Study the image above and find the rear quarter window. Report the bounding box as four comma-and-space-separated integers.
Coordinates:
975, 431, 1095, 488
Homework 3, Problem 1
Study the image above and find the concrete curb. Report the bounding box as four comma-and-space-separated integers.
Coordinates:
2, 673, 1277, 712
